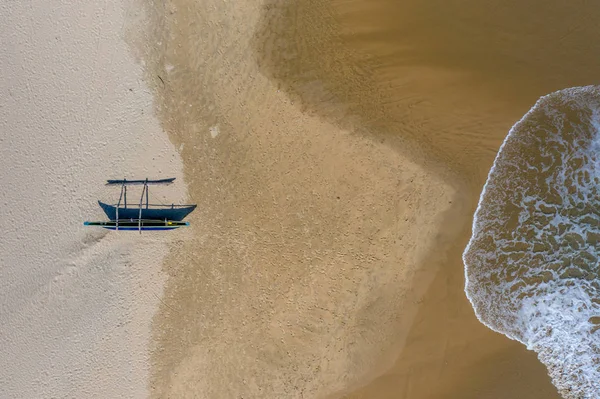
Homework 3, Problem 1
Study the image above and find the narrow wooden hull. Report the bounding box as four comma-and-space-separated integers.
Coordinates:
84, 219, 189, 231
98, 201, 197, 221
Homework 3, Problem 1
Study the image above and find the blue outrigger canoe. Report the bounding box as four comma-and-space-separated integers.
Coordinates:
85, 178, 196, 232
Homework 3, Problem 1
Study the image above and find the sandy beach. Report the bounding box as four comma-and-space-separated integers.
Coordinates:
0, 0, 187, 397
3, 0, 598, 397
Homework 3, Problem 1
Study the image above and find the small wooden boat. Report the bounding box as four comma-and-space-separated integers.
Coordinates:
84, 219, 189, 231
99, 178, 196, 222
84, 178, 196, 233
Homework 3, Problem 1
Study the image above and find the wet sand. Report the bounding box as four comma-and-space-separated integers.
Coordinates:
129, 0, 600, 397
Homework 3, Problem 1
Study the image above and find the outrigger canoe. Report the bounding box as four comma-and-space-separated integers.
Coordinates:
100, 178, 196, 221
84, 178, 196, 233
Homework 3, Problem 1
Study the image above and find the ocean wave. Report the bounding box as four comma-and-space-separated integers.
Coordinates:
464, 86, 600, 398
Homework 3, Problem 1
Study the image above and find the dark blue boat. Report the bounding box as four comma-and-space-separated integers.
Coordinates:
98, 201, 196, 221
84, 178, 196, 233
100, 178, 196, 222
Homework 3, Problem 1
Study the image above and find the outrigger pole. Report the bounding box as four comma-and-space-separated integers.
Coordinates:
114, 178, 150, 233
105, 177, 179, 234
116, 181, 125, 231
138, 179, 148, 233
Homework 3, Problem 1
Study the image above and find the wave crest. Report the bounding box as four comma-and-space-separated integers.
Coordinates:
464, 86, 600, 398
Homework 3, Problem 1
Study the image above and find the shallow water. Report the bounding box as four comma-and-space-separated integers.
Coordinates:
133, 0, 600, 396
464, 86, 600, 399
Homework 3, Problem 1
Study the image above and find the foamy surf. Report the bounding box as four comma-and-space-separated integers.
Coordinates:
464, 86, 600, 398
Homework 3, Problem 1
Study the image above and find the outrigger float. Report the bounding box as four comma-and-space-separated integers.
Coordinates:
84, 219, 189, 231
84, 178, 196, 232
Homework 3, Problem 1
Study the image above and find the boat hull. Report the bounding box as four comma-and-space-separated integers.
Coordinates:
84, 219, 189, 231
98, 201, 196, 221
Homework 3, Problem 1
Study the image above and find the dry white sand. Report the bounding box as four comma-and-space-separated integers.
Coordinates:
0, 0, 187, 397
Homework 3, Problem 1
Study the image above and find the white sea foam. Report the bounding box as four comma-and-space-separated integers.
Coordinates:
464, 86, 600, 398
0, 0, 186, 397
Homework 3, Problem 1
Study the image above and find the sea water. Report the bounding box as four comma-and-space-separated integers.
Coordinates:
464, 86, 600, 399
